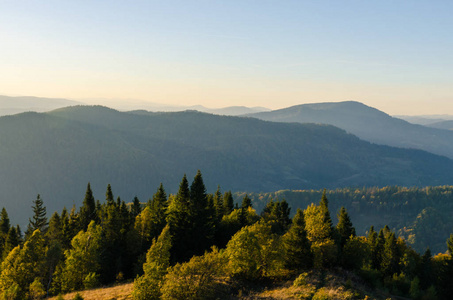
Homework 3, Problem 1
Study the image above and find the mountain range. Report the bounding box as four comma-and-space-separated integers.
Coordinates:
247, 101, 453, 159
1, 105, 453, 224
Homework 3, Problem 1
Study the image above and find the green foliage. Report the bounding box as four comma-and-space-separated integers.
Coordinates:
160, 248, 224, 300
83, 272, 100, 290
26, 195, 48, 239
29, 278, 46, 300
261, 199, 291, 234
62, 221, 103, 292
283, 208, 313, 270
225, 221, 283, 279
132, 225, 172, 300
336, 207, 356, 248
79, 183, 96, 231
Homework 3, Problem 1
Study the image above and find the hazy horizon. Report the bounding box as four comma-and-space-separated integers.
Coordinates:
1, 1, 453, 115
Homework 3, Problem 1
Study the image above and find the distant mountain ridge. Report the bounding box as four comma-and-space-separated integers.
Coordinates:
0, 95, 83, 116
247, 101, 453, 159
1, 105, 453, 224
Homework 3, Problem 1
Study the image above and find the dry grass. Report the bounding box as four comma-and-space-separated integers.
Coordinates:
48, 282, 133, 300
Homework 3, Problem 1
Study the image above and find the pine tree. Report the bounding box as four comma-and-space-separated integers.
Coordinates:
79, 183, 96, 231
2, 227, 18, 259
0, 208, 10, 236
26, 194, 48, 239
148, 183, 168, 240
223, 191, 234, 215
336, 207, 356, 248
47, 212, 62, 242
166, 174, 191, 262
131, 196, 142, 219
106, 184, 114, 206
189, 170, 214, 256
283, 208, 313, 270
213, 185, 223, 222
241, 194, 252, 209
381, 232, 400, 276
320, 189, 333, 233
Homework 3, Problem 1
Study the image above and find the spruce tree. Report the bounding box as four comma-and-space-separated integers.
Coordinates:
26, 194, 48, 239
241, 194, 252, 209
336, 207, 356, 248
283, 208, 313, 270
2, 227, 18, 259
148, 183, 168, 240
106, 184, 114, 206
320, 189, 333, 232
189, 170, 214, 256
381, 232, 400, 276
131, 196, 142, 219
166, 174, 191, 262
223, 191, 234, 215
79, 183, 96, 230
213, 185, 223, 222
0, 208, 10, 236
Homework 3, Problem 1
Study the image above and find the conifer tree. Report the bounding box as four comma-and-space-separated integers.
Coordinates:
336, 207, 356, 248
106, 184, 114, 206
320, 189, 333, 233
147, 183, 168, 240
189, 170, 214, 256
213, 185, 223, 222
0, 208, 10, 236
381, 232, 400, 276
2, 227, 18, 259
223, 191, 234, 215
79, 183, 96, 230
47, 212, 62, 242
26, 194, 48, 239
241, 194, 252, 209
166, 174, 191, 262
131, 196, 142, 219
283, 208, 313, 270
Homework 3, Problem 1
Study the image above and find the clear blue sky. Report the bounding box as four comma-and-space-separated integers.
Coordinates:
1, 1, 452, 114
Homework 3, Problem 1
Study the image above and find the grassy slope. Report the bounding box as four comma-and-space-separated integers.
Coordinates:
50, 270, 394, 300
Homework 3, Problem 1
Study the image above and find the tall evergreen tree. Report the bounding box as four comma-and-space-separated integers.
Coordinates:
241, 194, 252, 209
0, 208, 10, 236
213, 185, 223, 222
189, 170, 214, 256
336, 207, 356, 248
131, 196, 142, 219
320, 189, 333, 232
79, 183, 96, 231
26, 194, 48, 239
106, 184, 114, 206
223, 191, 234, 215
166, 174, 191, 262
283, 208, 313, 270
2, 227, 19, 259
381, 232, 400, 276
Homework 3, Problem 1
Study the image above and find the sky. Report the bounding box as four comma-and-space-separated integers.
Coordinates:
1, 1, 453, 115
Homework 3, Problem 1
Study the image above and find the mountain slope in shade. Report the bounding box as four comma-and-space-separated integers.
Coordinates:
427, 120, 453, 130
247, 101, 453, 159
1, 106, 453, 224
0, 95, 84, 116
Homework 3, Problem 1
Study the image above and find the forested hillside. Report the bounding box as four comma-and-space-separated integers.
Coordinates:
1, 172, 452, 299
1, 106, 453, 224
247, 101, 453, 159
239, 186, 453, 254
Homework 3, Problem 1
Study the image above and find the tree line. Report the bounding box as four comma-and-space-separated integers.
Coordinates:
0, 171, 452, 299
